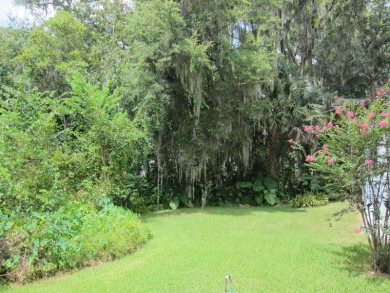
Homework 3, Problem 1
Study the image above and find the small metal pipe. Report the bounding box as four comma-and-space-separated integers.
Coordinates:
225, 274, 231, 293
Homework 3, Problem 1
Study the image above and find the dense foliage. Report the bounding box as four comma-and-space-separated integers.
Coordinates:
0, 75, 151, 282
0, 0, 389, 281
0, 202, 150, 282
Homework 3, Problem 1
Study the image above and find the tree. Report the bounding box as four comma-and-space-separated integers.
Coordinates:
249, 60, 323, 184
0, 26, 29, 87
293, 82, 390, 273
16, 10, 88, 93
15, 0, 88, 12
314, 0, 390, 97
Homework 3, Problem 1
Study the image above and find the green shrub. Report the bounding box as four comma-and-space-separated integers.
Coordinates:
0, 205, 87, 282
235, 177, 288, 206
79, 204, 151, 262
0, 203, 150, 283
291, 193, 329, 208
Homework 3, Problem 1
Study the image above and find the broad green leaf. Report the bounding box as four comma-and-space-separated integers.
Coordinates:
265, 193, 276, 205
169, 197, 179, 210
253, 185, 265, 192
236, 181, 253, 188
255, 194, 263, 204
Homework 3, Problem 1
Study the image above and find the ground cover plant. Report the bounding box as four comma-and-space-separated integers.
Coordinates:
0, 202, 150, 283
7, 202, 390, 292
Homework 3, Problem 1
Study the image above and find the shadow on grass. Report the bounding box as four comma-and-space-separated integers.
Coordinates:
331, 243, 390, 283
140, 205, 307, 224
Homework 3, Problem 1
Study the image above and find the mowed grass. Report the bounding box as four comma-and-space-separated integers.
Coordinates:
6, 202, 390, 292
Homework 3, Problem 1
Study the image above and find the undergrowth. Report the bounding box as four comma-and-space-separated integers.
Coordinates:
0, 203, 150, 284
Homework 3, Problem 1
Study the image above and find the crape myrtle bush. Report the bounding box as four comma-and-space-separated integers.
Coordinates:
290, 80, 390, 273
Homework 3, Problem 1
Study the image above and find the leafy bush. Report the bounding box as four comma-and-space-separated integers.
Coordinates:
291, 194, 329, 208
236, 177, 287, 206
79, 204, 150, 261
0, 204, 150, 283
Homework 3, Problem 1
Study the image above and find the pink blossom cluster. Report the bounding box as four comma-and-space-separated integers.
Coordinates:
288, 138, 295, 149
305, 155, 316, 162
358, 123, 369, 135
381, 112, 390, 117
302, 106, 389, 141
323, 144, 334, 164
303, 122, 334, 134
376, 88, 386, 98
300, 92, 389, 166
306, 144, 335, 165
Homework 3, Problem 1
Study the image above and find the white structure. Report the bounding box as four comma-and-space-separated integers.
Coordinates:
363, 136, 389, 235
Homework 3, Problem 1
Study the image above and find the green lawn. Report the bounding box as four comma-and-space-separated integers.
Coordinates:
6, 202, 390, 292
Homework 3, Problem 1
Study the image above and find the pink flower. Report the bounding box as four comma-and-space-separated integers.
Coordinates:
379, 120, 388, 127
335, 106, 342, 115
315, 125, 321, 131
361, 123, 369, 129
327, 159, 334, 165
376, 89, 385, 98
360, 129, 367, 135
367, 112, 375, 119
316, 134, 320, 138
365, 160, 374, 166
360, 100, 366, 107
381, 112, 390, 117
347, 111, 354, 118
288, 138, 294, 144
323, 144, 329, 152
304, 125, 313, 132
305, 155, 316, 163
354, 227, 360, 234
327, 122, 333, 128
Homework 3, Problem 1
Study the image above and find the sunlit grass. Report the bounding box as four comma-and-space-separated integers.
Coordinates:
7, 202, 390, 292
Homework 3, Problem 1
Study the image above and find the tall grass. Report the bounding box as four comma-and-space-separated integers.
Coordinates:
8, 202, 390, 292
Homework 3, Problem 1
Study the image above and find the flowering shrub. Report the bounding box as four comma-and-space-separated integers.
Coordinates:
290, 80, 390, 273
